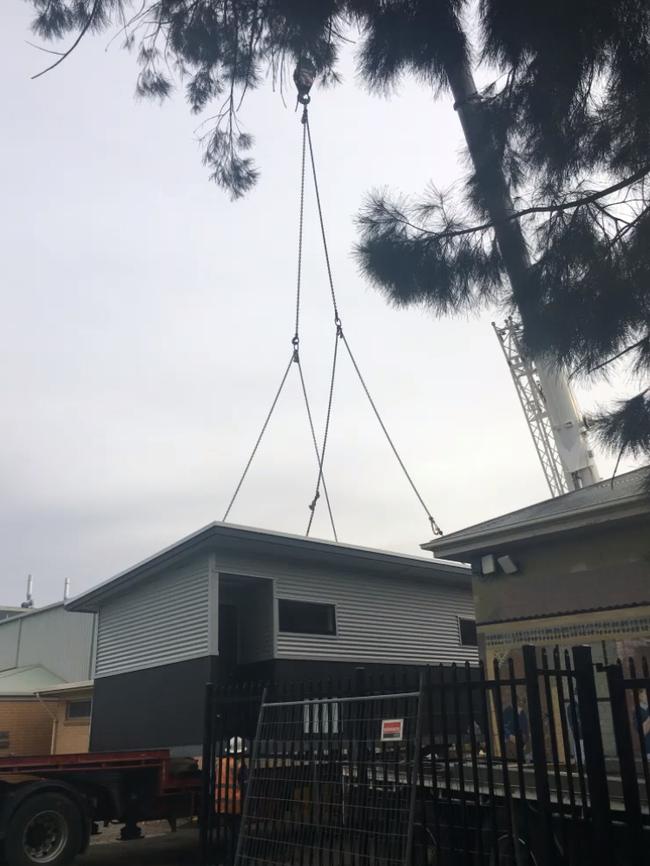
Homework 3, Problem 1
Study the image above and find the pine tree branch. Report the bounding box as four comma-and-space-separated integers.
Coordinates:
390, 165, 650, 241
570, 339, 647, 380
31, 0, 102, 79
25, 40, 66, 57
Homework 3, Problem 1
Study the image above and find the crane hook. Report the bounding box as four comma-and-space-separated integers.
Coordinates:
293, 58, 316, 106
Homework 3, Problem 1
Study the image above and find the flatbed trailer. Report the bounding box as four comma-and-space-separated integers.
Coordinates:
0, 750, 202, 866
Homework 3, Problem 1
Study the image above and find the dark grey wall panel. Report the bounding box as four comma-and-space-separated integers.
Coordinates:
90, 655, 217, 751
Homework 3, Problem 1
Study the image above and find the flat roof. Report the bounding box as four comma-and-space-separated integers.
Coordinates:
423, 466, 650, 559
67, 521, 470, 612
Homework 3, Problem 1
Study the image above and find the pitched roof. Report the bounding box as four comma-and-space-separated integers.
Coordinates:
67, 521, 470, 611
423, 465, 650, 560
0, 665, 65, 696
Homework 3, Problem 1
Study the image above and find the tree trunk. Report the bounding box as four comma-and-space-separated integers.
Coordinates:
445, 60, 599, 490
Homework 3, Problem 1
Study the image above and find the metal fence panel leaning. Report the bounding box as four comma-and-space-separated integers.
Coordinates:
234, 684, 423, 866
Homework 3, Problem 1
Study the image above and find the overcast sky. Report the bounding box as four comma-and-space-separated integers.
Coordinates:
1, 4, 641, 606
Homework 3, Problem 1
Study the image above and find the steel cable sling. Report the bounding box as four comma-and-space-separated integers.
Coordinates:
223, 79, 337, 539
223, 63, 443, 539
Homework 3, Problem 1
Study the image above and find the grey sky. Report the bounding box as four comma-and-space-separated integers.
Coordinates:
1, 4, 640, 606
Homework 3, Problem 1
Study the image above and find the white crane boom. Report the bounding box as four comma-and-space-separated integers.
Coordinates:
493, 319, 600, 496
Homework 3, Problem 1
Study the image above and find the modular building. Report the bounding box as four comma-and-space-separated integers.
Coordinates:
67, 522, 477, 754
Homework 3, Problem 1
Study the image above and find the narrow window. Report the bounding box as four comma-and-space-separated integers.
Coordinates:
66, 700, 92, 720
459, 617, 478, 647
0, 731, 9, 749
278, 599, 336, 635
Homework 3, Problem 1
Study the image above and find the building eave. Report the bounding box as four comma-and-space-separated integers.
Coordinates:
421, 499, 650, 560
34, 680, 93, 696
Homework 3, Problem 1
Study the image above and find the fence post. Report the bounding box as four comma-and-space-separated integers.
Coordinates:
200, 681, 214, 866
606, 663, 644, 866
522, 645, 556, 866
405, 671, 425, 866
571, 645, 613, 866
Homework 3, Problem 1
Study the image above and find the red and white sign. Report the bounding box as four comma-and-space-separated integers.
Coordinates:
380, 718, 404, 742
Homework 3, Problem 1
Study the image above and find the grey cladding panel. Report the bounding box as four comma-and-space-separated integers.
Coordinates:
275, 571, 477, 665
17, 607, 95, 682
95, 557, 210, 677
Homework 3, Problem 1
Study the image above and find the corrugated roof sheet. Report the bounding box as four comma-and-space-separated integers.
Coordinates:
0, 665, 65, 696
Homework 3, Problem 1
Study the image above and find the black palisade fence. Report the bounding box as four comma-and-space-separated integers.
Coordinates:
200, 646, 649, 866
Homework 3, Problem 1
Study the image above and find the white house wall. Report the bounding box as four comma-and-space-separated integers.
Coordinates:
95, 556, 211, 677
275, 570, 477, 665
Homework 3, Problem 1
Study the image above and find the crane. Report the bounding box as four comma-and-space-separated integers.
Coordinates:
493, 318, 600, 497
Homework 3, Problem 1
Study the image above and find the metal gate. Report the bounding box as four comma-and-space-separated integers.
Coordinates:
234, 686, 423, 866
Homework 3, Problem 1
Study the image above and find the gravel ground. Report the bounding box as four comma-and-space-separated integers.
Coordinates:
78, 822, 199, 864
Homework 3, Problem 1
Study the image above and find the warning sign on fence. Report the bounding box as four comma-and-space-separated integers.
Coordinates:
380, 718, 404, 741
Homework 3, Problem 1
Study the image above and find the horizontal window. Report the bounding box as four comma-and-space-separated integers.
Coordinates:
278, 599, 336, 636
66, 700, 92, 720
459, 617, 478, 647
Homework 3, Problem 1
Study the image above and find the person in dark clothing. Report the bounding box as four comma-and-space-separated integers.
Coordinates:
566, 701, 584, 762
637, 689, 650, 757
503, 696, 531, 760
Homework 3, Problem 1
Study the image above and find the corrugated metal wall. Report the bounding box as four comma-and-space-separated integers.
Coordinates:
17, 606, 95, 681
0, 606, 95, 681
95, 556, 210, 678
275, 570, 477, 665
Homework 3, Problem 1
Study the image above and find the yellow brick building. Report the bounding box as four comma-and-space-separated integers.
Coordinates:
35, 681, 93, 754
0, 665, 62, 757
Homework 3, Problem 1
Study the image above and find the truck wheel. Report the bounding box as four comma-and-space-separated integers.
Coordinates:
4, 793, 83, 866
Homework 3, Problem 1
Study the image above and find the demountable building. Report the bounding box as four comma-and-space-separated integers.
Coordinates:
68, 522, 477, 753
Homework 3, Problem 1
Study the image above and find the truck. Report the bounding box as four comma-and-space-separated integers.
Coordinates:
0, 750, 202, 866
